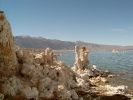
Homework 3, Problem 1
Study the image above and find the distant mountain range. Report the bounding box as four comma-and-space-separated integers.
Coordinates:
14, 36, 133, 51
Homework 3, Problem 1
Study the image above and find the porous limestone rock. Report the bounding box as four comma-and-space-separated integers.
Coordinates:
17, 49, 80, 99
34, 52, 45, 65
0, 11, 17, 74
89, 76, 108, 85
33, 48, 57, 66
15, 45, 132, 99
21, 86, 39, 100
16, 49, 23, 64
56, 85, 72, 99
21, 63, 36, 77
2, 76, 22, 96
104, 85, 128, 95
74, 45, 89, 70
76, 77, 90, 90
22, 50, 34, 64
39, 79, 57, 99
79, 46, 89, 69
74, 45, 81, 70
0, 93, 4, 100
92, 84, 129, 99
70, 89, 79, 100
45, 48, 55, 65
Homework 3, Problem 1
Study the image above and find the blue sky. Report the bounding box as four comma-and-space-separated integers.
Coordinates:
0, 0, 133, 45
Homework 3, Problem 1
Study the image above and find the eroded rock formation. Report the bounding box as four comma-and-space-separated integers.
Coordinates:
74, 46, 89, 71
0, 11, 17, 76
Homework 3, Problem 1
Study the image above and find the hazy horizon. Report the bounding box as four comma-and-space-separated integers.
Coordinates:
14, 35, 133, 46
1, 0, 133, 45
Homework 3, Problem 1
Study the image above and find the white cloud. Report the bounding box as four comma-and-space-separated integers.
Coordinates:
111, 28, 126, 32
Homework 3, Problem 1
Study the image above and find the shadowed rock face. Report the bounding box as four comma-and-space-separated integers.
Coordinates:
0, 11, 17, 74
99, 94, 130, 100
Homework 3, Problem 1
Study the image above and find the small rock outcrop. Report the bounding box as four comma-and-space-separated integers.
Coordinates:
74, 46, 89, 71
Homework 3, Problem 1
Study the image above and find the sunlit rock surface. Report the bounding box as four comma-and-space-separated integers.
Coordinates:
2, 76, 22, 96
0, 11, 17, 76
74, 46, 89, 71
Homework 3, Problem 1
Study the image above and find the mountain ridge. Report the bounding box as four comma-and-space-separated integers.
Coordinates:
14, 36, 133, 51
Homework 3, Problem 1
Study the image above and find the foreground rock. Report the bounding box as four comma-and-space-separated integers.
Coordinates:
0, 11, 17, 76
0, 11, 132, 100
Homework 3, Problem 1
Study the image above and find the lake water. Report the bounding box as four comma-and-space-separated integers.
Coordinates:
58, 50, 133, 92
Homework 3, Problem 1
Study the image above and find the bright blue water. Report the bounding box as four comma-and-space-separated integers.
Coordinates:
58, 50, 133, 90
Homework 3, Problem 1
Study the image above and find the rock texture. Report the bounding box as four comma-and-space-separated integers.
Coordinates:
0, 11, 17, 76
74, 46, 89, 71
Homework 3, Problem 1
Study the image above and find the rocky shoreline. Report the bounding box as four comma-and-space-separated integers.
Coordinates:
0, 11, 133, 100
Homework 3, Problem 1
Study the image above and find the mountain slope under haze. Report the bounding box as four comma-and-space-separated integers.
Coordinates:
14, 36, 133, 51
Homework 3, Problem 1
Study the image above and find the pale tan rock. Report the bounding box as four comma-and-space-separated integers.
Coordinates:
22, 51, 34, 64
57, 85, 72, 100
2, 76, 22, 96
76, 77, 90, 91
90, 76, 108, 85
74, 45, 81, 70
21, 86, 39, 100
21, 63, 36, 77
79, 46, 89, 69
57, 88, 79, 100
70, 89, 79, 100
77, 68, 93, 81
45, 48, 55, 65
39, 78, 56, 99
0, 93, 4, 100
16, 50, 23, 59
34, 52, 45, 65
38, 77, 52, 92
98, 85, 128, 96
100, 77, 108, 83
79, 97, 84, 100
0, 11, 17, 74
16, 49, 23, 63
57, 84, 64, 91
74, 45, 89, 70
